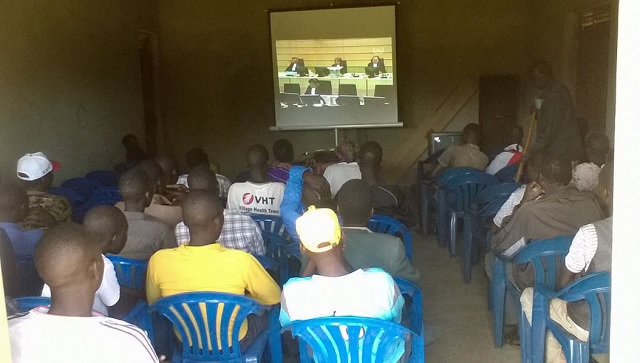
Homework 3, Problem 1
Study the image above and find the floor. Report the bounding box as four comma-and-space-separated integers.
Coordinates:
413, 229, 521, 362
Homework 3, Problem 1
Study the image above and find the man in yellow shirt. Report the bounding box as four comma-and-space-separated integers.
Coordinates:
146, 190, 280, 349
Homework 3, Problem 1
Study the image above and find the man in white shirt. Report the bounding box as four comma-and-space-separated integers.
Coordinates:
485, 125, 524, 175
227, 145, 285, 216
9, 223, 158, 363
323, 140, 361, 197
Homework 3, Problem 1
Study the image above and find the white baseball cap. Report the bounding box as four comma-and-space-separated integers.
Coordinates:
17, 152, 61, 181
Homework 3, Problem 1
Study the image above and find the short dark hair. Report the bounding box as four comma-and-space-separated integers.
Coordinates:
462, 123, 481, 144
540, 153, 572, 185
187, 165, 219, 194
137, 160, 163, 184
273, 139, 294, 163
119, 168, 151, 199
246, 144, 269, 167
185, 147, 210, 170
529, 60, 553, 78
358, 141, 383, 167
337, 179, 373, 226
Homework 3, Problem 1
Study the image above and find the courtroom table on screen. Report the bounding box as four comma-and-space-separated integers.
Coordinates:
278, 73, 393, 97
275, 101, 396, 128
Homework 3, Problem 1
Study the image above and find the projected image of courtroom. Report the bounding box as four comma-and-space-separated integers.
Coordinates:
273, 37, 397, 127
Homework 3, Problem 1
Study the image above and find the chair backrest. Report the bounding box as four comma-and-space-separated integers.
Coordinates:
444, 172, 498, 212
393, 277, 423, 336
262, 230, 289, 261
368, 215, 413, 261
106, 255, 148, 291
318, 80, 332, 95
250, 214, 289, 238
284, 83, 301, 95
473, 182, 522, 217
374, 84, 394, 98
85, 170, 120, 188
434, 167, 481, 188
282, 316, 414, 363
14, 296, 51, 312
557, 272, 611, 352
253, 254, 278, 272
509, 235, 573, 288
339, 84, 358, 96
60, 177, 95, 199
150, 292, 267, 361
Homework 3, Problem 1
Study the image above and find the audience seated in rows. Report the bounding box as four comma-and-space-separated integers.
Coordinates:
0, 183, 45, 296
176, 147, 231, 200
430, 123, 489, 179
268, 138, 294, 183
17, 152, 71, 230
358, 141, 416, 227
227, 144, 285, 216
323, 140, 361, 198
520, 156, 614, 363
174, 165, 266, 255
570, 132, 610, 192
280, 206, 406, 362
9, 223, 158, 363
118, 168, 176, 260
485, 125, 524, 175
146, 190, 280, 350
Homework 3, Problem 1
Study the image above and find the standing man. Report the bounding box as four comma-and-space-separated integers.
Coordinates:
528, 60, 583, 162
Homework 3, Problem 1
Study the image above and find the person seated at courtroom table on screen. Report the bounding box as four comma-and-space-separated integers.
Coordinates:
304, 79, 324, 95
331, 57, 348, 74
367, 56, 387, 73
284, 57, 302, 72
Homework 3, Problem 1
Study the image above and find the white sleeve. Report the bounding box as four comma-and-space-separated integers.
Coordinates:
97, 257, 121, 307
41, 284, 51, 297
565, 224, 599, 273
493, 186, 526, 227
226, 184, 240, 211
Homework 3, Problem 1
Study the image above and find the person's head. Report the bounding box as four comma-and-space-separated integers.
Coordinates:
17, 152, 60, 192
0, 183, 29, 223
358, 141, 383, 169
137, 159, 164, 194
273, 139, 294, 164
119, 168, 153, 210
508, 125, 524, 146
308, 78, 319, 88
246, 144, 270, 176
296, 206, 344, 266
371, 56, 380, 64
596, 154, 614, 215
462, 123, 482, 146
187, 165, 220, 196
584, 132, 610, 166
336, 180, 373, 227
334, 57, 342, 65
182, 190, 224, 246
529, 60, 554, 90
302, 176, 335, 211
185, 147, 210, 171
35, 223, 103, 316
156, 156, 180, 185
336, 140, 357, 163
83, 205, 128, 255
312, 150, 340, 175
121, 134, 139, 150
537, 152, 573, 192
291, 57, 298, 64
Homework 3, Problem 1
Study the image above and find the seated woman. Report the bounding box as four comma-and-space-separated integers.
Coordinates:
367, 56, 387, 73
331, 57, 347, 74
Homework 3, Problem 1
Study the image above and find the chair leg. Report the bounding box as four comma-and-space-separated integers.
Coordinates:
520, 308, 532, 363
449, 213, 457, 257
462, 215, 473, 284
564, 339, 589, 363
420, 184, 429, 236
492, 261, 506, 348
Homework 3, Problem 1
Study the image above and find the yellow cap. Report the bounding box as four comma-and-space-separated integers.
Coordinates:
295, 206, 341, 253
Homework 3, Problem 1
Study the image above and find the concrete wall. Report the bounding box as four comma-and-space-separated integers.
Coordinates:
157, 0, 537, 181
0, 0, 157, 183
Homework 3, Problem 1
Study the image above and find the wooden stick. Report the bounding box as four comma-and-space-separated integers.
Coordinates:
515, 113, 537, 182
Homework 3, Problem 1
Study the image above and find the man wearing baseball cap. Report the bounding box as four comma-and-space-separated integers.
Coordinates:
16, 152, 71, 230
279, 206, 406, 362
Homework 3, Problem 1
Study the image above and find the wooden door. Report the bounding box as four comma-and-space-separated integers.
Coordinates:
479, 75, 519, 156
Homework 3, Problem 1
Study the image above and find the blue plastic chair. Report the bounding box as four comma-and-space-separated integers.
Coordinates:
106, 255, 148, 292
421, 167, 479, 237
14, 296, 51, 312
149, 292, 279, 363
282, 316, 418, 363
85, 170, 120, 188
494, 162, 521, 183
60, 177, 95, 200
368, 215, 413, 261
521, 272, 610, 363
460, 182, 521, 283
393, 277, 425, 362
49, 186, 87, 208
253, 254, 278, 273
491, 235, 573, 348
250, 214, 291, 240
443, 172, 498, 257
261, 231, 294, 284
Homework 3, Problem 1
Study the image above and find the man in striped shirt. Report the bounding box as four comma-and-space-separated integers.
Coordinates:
9, 223, 158, 363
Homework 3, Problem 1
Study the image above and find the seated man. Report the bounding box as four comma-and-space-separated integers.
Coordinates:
174, 165, 266, 255
323, 140, 361, 198
0, 183, 45, 296
358, 141, 416, 227
268, 139, 294, 183
116, 160, 183, 227
430, 123, 489, 178
176, 147, 231, 200
118, 168, 176, 260
147, 190, 280, 350
16, 152, 71, 230
336, 179, 419, 282
520, 157, 614, 363
41, 206, 128, 317
9, 223, 158, 362
570, 132, 610, 192
280, 206, 405, 362
485, 125, 524, 175
227, 144, 285, 216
